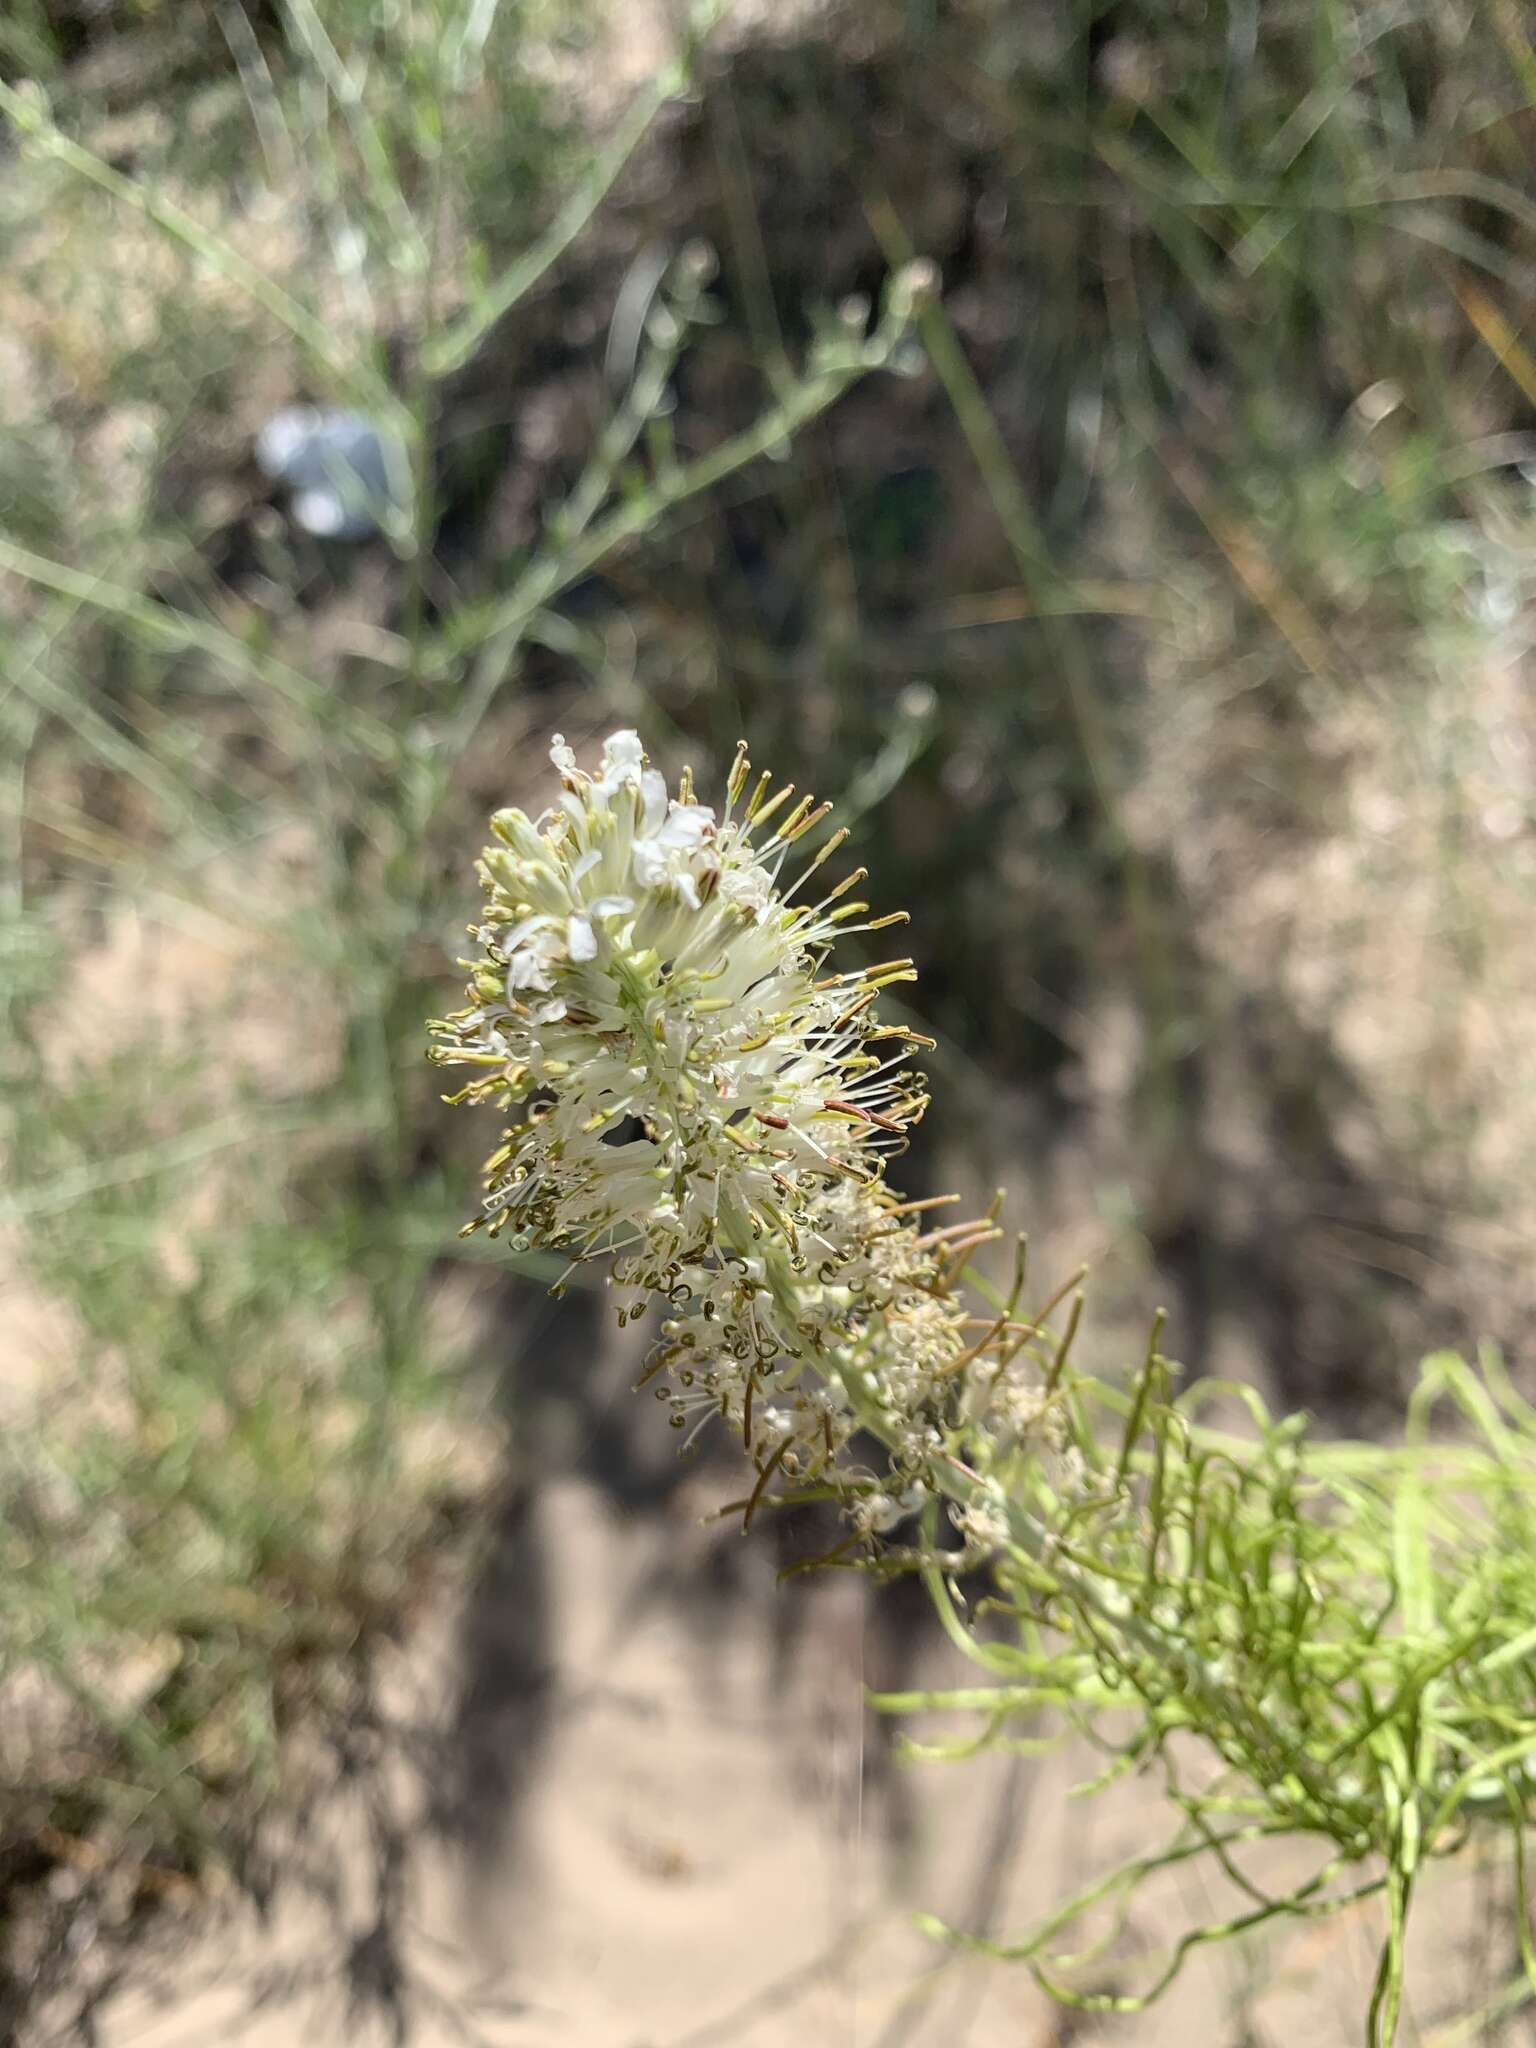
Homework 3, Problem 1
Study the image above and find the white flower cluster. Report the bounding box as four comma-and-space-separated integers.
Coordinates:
431, 730, 1052, 1526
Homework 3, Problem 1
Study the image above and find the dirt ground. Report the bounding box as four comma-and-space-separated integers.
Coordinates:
35, 1459, 1515, 2048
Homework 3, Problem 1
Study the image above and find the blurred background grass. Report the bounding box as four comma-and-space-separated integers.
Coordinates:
3, 0, 1536, 2034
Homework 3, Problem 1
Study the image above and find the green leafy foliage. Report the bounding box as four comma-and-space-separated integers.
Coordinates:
878, 1336, 1536, 2045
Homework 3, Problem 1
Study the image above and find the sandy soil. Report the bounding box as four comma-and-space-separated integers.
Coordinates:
38, 1468, 1511, 2048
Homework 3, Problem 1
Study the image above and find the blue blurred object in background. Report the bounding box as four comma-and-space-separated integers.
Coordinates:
255, 406, 408, 540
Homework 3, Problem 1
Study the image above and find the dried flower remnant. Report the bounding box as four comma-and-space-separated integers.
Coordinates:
429, 729, 1056, 1523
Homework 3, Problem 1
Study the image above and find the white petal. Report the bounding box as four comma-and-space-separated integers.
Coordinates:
640, 766, 669, 834
549, 734, 578, 776
589, 894, 636, 920
600, 730, 644, 785
721, 865, 772, 915
502, 912, 555, 952
631, 839, 668, 889
658, 801, 714, 848
507, 954, 552, 994
567, 914, 597, 961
